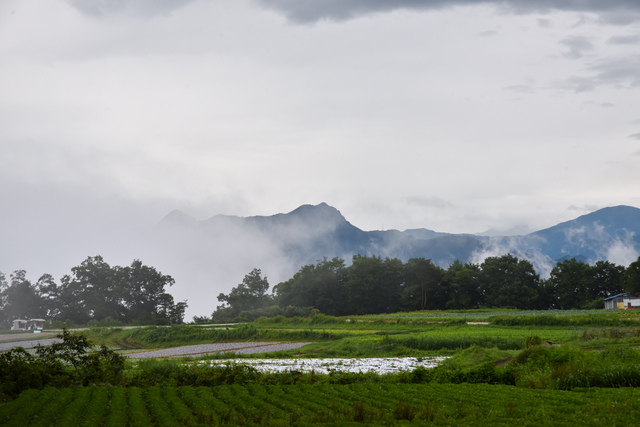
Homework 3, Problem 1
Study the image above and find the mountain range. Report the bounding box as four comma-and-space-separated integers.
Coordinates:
148, 203, 640, 318
159, 203, 640, 275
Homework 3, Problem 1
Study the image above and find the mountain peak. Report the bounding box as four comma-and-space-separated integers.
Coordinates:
160, 209, 197, 226
288, 202, 345, 220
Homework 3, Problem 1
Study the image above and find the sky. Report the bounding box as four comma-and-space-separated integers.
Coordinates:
1, 0, 640, 316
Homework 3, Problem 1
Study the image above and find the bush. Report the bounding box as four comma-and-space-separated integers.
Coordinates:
0, 330, 125, 399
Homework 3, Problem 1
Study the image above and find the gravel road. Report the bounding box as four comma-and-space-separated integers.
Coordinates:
127, 342, 312, 358
0, 338, 62, 352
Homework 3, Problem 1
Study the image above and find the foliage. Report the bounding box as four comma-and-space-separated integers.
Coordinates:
401, 257, 446, 311
272, 257, 348, 315
479, 254, 541, 309
623, 255, 640, 294
213, 254, 628, 321
216, 268, 272, 319
0, 330, 124, 399
0, 256, 186, 328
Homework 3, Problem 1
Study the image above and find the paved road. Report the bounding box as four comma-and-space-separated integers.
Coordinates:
0, 333, 311, 358
127, 342, 312, 358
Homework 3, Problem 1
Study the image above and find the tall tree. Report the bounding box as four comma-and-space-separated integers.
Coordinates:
36, 274, 61, 321
119, 260, 177, 323
0, 271, 46, 324
344, 255, 403, 315
274, 257, 348, 315
58, 256, 186, 325
443, 260, 481, 310
589, 260, 625, 302
479, 254, 540, 309
401, 258, 445, 311
217, 268, 272, 316
544, 258, 593, 309
622, 256, 640, 294
59, 256, 124, 322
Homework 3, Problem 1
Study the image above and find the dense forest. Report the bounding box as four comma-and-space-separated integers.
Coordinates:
3, 253, 640, 327
0, 256, 187, 327
210, 254, 640, 322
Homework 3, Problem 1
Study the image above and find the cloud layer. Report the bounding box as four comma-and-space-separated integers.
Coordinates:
255, 0, 640, 23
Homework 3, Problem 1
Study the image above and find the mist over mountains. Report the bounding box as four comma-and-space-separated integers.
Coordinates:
154, 203, 640, 318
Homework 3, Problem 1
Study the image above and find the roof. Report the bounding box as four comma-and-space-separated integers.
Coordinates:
603, 293, 640, 301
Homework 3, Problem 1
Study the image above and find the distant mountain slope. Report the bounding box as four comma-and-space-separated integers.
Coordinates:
158, 202, 486, 267
527, 205, 640, 261
158, 203, 640, 270
153, 203, 640, 319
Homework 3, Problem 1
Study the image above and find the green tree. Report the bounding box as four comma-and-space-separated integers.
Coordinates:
0, 271, 46, 325
479, 254, 540, 309
401, 258, 445, 311
119, 260, 178, 323
444, 260, 481, 310
622, 256, 640, 294
274, 257, 347, 315
587, 260, 625, 307
344, 255, 404, 315
59, 256, 186, 325
217, 268, 272, 316
36, 274, 61, 322
59, 256, 124, 323
544, 258, 593, 309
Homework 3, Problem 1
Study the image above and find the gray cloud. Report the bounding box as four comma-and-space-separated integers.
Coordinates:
590, 56, 640, 87
558, 36, 594, 59
629, 133, 640, 140
562, 55, 640, 92
67, 0, 197, 18
537, 18, 552, 28
607, 35, 640, 45
254, 0, 640, 24
504, 84, 536, 94
405, 196, 453, 209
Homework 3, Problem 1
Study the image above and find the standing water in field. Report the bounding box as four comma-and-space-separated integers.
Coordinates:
205, 357, 448, 374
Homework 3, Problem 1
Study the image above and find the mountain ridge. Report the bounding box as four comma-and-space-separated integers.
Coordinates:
152, 203, 640, 318
158, 203, 640, 271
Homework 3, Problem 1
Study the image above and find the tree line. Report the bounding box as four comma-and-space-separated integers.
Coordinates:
212, 254, 640, 321
0, 256, 187, 328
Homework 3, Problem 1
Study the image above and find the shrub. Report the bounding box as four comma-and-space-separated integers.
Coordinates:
0, 330, 125, 399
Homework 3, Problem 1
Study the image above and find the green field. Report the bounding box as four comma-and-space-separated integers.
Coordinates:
2, 309, 640, 425
2, 383, 640, 426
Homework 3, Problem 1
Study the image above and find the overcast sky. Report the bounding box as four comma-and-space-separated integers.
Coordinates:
2, 0, 640, 293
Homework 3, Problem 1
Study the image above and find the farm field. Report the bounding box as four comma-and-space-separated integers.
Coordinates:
2, 383, 640, 426
3, 309, 640, 425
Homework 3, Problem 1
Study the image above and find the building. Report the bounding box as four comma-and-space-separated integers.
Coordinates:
604, 293, 640, 310
10, 318, 46, 332
10, 319, 28, 331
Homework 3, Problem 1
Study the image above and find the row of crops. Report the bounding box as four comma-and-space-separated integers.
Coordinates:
2, 383, 640, 425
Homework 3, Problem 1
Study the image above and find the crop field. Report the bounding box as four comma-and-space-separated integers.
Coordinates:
3, 309, 640, 425
2, 383, 640, 426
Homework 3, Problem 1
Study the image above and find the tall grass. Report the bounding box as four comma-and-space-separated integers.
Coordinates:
388, 335, 524, 351
490, 313, 640, 327
89, 324, 346, 349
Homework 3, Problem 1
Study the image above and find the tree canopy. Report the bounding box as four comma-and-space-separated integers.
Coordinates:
212, 253, 632, 321
0, 256, 187, 327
